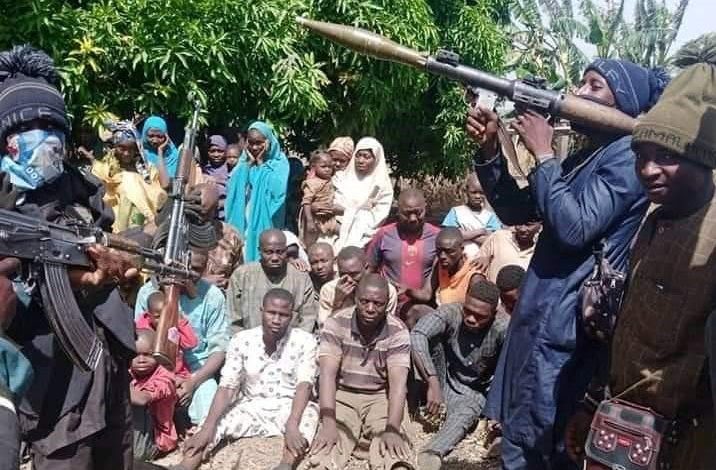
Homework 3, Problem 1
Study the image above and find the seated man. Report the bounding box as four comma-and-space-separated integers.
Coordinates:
135, 248, 229, 426
228, 229, 318, 332
175, 289, 319, 470
409, 228, 484, 307
318, 246, 397, 330
476, 222, 541, 283
309, 274, 414, 469
411, 280, 509, 469
367, 188, 440, 327
495, 265, 526, 315
308, 242, 336, 296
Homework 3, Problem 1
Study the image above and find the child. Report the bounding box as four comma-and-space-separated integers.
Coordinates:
495, 264, 526, 315
135, 291, 198, 380
225, 143, 241, 172
201, 134, 229, 219
130, 329, 178, 460
442, 173, 502, 259
300, 151, 339, 247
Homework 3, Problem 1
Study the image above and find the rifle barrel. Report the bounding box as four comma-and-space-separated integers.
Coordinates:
155, 100, 201, 367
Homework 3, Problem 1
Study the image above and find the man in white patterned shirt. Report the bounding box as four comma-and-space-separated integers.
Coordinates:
175, 289, 319, 470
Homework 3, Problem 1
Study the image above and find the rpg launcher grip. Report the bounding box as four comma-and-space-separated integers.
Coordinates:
0, 208, 199, 372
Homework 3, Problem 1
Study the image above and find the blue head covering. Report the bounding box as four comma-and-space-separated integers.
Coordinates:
584, 59, 670, 117
141, 115, 180, 177
225, 121, 289, 262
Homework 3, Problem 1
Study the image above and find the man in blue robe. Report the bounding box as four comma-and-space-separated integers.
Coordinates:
465, 60, 669, 469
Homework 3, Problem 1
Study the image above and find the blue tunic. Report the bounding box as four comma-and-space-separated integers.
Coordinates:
135, 279, 229, 424
476, 136, 648, 464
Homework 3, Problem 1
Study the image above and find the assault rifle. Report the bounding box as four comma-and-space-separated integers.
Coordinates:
0, 208, 200, 371
152, 99, 201, 368
296, 17, 637, 135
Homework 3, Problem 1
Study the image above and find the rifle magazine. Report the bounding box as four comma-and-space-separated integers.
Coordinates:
40, 263, 104, 372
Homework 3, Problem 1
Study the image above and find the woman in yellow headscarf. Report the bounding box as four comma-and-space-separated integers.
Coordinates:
92, 121, 169, 232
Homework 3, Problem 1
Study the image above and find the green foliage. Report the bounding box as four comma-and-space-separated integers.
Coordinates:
581, 0, 626, 59
2, 0, 509, 177
508, 0, 690, 89
508, 0, 589, 88
421, 0, 508, 175
616, 0, 689, 68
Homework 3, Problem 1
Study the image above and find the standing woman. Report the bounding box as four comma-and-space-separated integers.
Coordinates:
225, 121, 289, 262
330, 137, 393, 251
141, 115, 180, 178
92, 122, 168, 232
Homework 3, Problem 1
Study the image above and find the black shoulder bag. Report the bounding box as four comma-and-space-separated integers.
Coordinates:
581, 240, 627, 342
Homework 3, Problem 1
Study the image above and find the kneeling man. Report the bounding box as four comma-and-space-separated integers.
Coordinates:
309, 274, 414, 469
177, 289, 319, 470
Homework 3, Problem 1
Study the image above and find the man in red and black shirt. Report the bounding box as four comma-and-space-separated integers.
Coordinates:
367, 188, 439, 328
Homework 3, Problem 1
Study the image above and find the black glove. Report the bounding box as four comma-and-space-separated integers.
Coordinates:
0, 172, 18, 210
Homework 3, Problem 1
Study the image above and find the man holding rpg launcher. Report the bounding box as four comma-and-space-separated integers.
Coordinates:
466, 60, 669, 469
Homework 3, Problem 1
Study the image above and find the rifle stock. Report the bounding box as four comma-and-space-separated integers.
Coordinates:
153, 99, 202, 366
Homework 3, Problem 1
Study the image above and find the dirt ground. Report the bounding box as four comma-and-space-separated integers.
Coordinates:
153, 421, 501, 470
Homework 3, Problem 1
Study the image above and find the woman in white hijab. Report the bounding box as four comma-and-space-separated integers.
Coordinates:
330, 137, 394, 251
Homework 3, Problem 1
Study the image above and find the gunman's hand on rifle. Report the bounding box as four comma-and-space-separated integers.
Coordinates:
466, 105, 499, 159
166, 277, 198, 298
512, 110, 555, 163
68, 245, 139, 289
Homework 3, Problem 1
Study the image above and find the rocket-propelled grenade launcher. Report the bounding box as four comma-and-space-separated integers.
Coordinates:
296, 17, 636, 135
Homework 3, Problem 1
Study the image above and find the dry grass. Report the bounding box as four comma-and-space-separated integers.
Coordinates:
153, 421, 500, 470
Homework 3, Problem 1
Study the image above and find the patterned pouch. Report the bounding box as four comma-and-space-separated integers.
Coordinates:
585, 398, 676, 470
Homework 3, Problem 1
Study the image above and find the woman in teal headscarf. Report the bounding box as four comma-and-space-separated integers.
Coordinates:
141, 115, 181, 177
225, 121, 290, 262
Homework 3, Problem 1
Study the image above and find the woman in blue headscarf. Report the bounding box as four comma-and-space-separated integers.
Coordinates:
141, 115, 181, 177
225, 121, 289, 262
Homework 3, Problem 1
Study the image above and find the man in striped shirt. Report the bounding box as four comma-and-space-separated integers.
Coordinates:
308, 274, 414, 469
